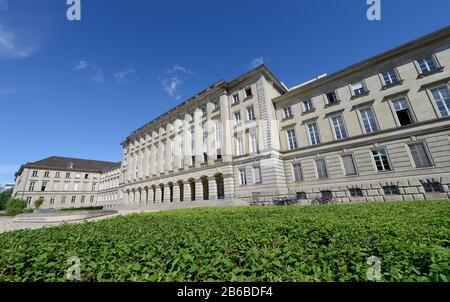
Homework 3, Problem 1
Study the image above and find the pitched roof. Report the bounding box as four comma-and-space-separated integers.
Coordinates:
17, 156, 120, 175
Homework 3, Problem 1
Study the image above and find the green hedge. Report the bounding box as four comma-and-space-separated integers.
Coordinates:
59, 206, 104, 212
0, 201, 448, 282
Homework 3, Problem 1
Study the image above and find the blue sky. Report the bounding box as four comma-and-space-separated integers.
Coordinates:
0, 0, 449, 184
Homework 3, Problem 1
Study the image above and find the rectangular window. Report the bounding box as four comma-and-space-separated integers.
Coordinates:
409, 143, 433, 168
26, 197, 32, 204
84, 174, 89, 179
239, 168, 247, 185
29, 181, 36, 191
82, 183, 88, 191
90, 196, 95, 203
303, 100, 314, 112
92, 183, 97, 191
180, 137, 185, 168
63, 182, 69, 191
253, 166, 262, 184
315, 159, 328, 179
417, 56, 437, 73
81, 196, 86, 203
41, 181, 48, 192
212, 100, 220, 111
75, 174, 81, 179
326, 91, 338, 104
234, 111, 242, 125
307, 122, 321, 145
287, 129, 298, 150
293, 163, 303, 181
32, 171, 38, 177
383, 186, 400, 195
61, 196, 66, 204
372, 149, 391, 171
247, 106, 256, 120
250, 133, 258, 153
283, 107, 293, 119
215, 120, 222, 150
74, 183, 79, 191
359, 107, 379, 133
244, 87, 253, 98
349, 188, 364, 197
55, 171, 61, 178
71, 196, 76, 203
236, 137, 244, 156
351, 82, 366, 96
423, 182, 444, 193
382, 70, 399, 85
232, 93, 240, 104
342, 155, 357, 176
331, 115, 348, 140
431, 86, 450, 117
190, 127, 196, 156
65, 173, 71, 179
44, 171, 50, 178
50, 197, 55, 204
392, 97, 414, 126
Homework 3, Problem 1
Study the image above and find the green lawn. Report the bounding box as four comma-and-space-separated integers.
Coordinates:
0, 201, 449, 282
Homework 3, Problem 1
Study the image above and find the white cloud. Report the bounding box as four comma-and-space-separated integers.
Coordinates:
250, 56, 264, 68
0, 88, 16, 96
114, 69, 136, 84
73, 60, 104, 83
73, 60, 89, 71
159, 65, 193, 100
0, 24, 37, 59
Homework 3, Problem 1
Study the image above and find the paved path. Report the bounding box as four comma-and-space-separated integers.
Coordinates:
0, 209, 159, 234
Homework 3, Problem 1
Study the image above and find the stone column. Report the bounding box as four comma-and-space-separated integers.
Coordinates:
185, 182, 191, 202
195, 180, 204, 201
220, 93, 233, 162
223, 176, 235, 199
209, 177, 218, 200
155, 186, 161, 203
173, 184, 180, 202
194, 109, 203, 166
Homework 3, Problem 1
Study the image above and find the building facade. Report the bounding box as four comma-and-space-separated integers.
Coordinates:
12, 157, 120, 209
274, 27, 450, 203
12, 26, 450, 209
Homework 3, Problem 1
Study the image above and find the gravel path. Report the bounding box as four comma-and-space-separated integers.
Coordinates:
0, 209, 159, 234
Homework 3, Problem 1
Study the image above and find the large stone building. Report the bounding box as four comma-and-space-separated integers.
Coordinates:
12, 26, 450, 209
12, 157, 120, 208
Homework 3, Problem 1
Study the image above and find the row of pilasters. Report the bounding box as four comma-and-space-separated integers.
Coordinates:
125, 175, 233, 204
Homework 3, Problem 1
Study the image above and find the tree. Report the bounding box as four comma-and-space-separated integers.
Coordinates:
34, 198, 44, 210
0, 189, 12, 211
5, 198, 27, 216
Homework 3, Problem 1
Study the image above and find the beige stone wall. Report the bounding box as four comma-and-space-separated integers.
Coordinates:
13, 167, 100, 209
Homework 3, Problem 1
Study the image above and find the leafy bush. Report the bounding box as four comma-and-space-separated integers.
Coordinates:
59, 206, 103, 212
0, 201, 448, 282
34, 198, 44, 210
0, 189, 12, 211
4, 198, 27, 216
